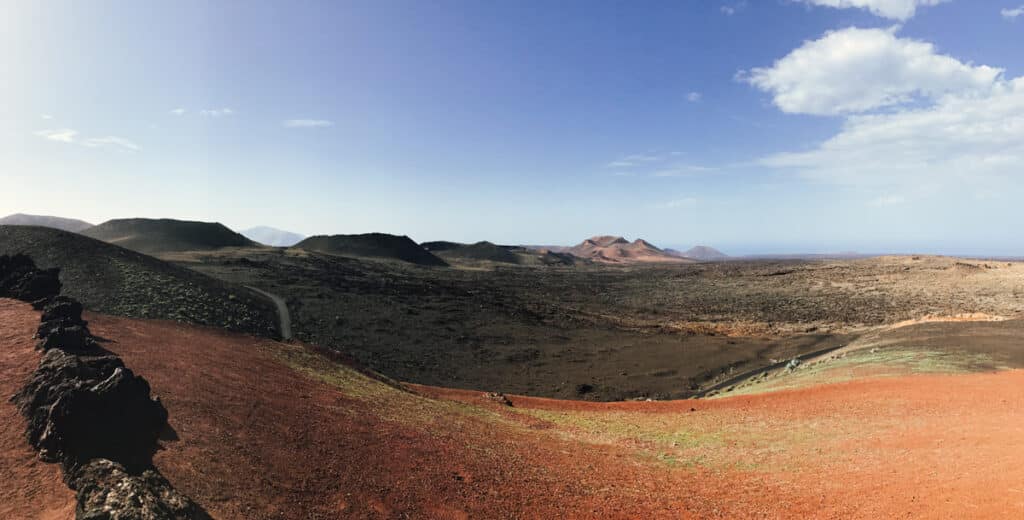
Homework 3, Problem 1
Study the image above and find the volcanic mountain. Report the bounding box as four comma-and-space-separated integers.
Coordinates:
241, 226, 305, 247
294, 233, 447, 267
667, 245, 730, 262
568, 236, 693, 264
0, 213, 93, 233
82, 218, 256, 254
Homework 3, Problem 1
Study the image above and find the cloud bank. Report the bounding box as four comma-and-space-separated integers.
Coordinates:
741, 27, 1002, 116
749, 26, 1024, 193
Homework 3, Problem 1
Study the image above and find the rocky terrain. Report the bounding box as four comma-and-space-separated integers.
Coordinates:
7, 300, 1024, 518
168, 247, 1024, 400
5, 242, 1024, 518
0, 226, 278, 338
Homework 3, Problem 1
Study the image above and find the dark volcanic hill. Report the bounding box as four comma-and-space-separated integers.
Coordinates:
0, 225, 277, 336
420, 241, 463, 252
241, 226, 305, 247
568, 236, 693, 264
82, 218, 256, 254
667, 245, 730, 262
426, 241, 520, 264
0, 213, 93, 233
294, 233, 447, 267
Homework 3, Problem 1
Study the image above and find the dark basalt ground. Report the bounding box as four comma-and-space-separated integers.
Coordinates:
0, 225, 279, 338
167, 249, 1024, 401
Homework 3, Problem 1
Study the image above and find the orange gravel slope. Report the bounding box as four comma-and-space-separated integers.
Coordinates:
0, 300, 75, 519
4, 300, 1024, 518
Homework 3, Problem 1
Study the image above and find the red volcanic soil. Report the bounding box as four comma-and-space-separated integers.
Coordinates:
5, 299, 1024, 518
0, 300, 75, 519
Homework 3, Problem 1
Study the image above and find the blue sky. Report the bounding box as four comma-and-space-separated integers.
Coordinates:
3, 1, 1024, 254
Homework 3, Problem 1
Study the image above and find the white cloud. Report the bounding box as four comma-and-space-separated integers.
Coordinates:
170, 108, 185, 116
741, 27, 1002, 116
34, 128, 78, 143
760, 77, 1024, 189
200, 108, 233, 117
686, 92, 702, 103
802, 0, 948, 21
33, 128, 139, 151
283, 119, 335, 128
82, 136, 140, 151
40, 114, 53, 120
870, 194, 906, 206
656, 197, 698, 209
751, 26, 1024, 198
1002, 6, 1024, 19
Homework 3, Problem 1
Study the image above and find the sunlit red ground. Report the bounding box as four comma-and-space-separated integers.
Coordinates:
3, 297, 1024, 518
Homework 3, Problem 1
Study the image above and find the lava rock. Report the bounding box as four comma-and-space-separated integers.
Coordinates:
70, 459, 211, 520
0, 254, 62, 302
41, 296, 84, 323
14, 350, 126, 452
38, 366, 168, 473
36, 325, 94, 352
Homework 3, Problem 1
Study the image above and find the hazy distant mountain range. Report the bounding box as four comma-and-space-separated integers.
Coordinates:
665, 246, 730, 262
1, 212, 746, 264
241, 226, 306, 247
0, 213, 93, 233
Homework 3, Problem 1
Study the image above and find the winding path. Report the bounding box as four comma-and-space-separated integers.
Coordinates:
245, 286, 292, 340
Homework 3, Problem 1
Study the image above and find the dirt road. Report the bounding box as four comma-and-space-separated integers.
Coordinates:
245, 285, 292, 340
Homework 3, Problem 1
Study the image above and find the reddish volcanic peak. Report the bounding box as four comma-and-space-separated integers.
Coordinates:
567, 236, 691, 264
582, 236, 628, 248
631, 239, 661, 250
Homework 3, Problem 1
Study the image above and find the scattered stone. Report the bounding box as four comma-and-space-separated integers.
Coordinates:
0, 254, 62, 301
484, 392, 513, 407
70, 459, 210, 520
41, 296, 84, 323
36, 325, 94, 352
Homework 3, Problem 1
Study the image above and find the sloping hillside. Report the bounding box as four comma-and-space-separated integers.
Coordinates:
569, 236, 692, 263
82, 218, 256, 254
0, 225, 277, 336
3, 303, 1020, 518
0, 213, 93, 233
294, 233, 447, 266
241, 226, 305, 247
